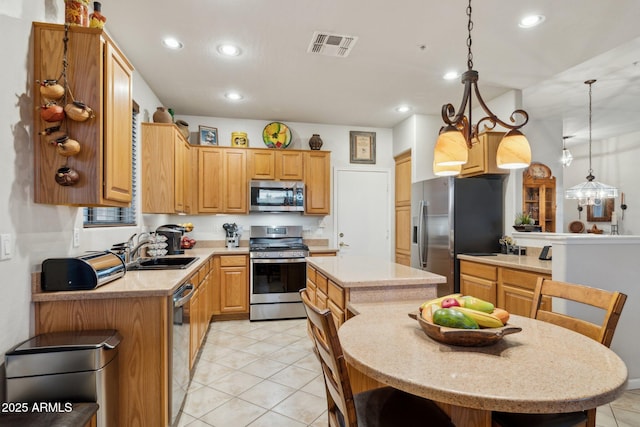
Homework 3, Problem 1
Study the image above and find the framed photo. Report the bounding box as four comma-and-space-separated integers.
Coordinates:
198, 126, 218, 145
350, 131, 376, 164
587, 198, 614, 222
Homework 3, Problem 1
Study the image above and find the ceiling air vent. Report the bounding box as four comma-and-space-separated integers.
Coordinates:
307, 31, 358, 57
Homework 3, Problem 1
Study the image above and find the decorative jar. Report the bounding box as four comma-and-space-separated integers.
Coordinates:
65, 0, 90, 27
89, 1, 107, 29
175, 120, 190, 141
153, 107, 172, 123
308, 134, 323, 150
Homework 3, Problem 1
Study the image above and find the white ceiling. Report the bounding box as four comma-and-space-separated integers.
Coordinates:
103, 0, 640, 146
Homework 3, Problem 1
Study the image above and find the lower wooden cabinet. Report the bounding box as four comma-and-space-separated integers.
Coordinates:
460, 260, 551, 316
306, 265, 346, 327
214, 254, 249, 315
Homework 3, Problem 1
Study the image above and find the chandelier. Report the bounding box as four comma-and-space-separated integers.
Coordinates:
565, 79, 618, 206
433, 0, 531, 170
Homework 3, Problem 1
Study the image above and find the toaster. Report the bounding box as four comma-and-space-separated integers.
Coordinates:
41, 251, 126, 291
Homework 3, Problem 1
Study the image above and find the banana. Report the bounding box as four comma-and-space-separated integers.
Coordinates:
451, 306, 504, 328
419, 293, 463, 312
421, 303, 438, 323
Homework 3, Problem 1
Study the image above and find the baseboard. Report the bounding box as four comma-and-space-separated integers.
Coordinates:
626, 377, 640, 390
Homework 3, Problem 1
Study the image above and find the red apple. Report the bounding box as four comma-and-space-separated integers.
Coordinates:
441, 298, 460, 308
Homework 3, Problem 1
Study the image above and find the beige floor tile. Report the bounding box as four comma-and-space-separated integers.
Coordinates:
240, 327, 279, 341
596, 404, 617, 427
611, 389, 640, 413
293, 353, 323, 373
242, 340, 283, 356
208, 371, 264, 396
271, 390, 328, 424
191, 359, 235, 386
265, 346, 309, 364
214, 350, 260, 369
300, 375, 326, 398
200, 397, 266, 426
239, 357, 288, 379
182, 385, 233, 418
176, 412, 197, 427
309, 411, 329, 427
247, 410, 306, 427
615, 407, 640, 427
239, 379, 297, 409
184, 419, 213, 427
263, 332, 304, 347
269, 365, 321, 389
217, 334, 259, 350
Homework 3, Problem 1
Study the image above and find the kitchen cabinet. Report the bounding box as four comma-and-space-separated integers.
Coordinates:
460, 260, 551, 316
459, 131, 509, 177
306, 265, 346, 327
304, 151, 331, 215
187, 260, 213, 369
198, 147, 247, 214
141, 123, 191, 214
248, 149, 304, 180
33, 22, 133, 206
395, 151, 412, 266
216, 255, 249, 315
522, 163, 556, 232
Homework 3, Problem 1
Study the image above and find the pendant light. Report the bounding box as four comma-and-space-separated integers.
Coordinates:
565, 80, 618, 206
433, 160, 462, 176
561, 136, 573, 167
434, 0, 531, 169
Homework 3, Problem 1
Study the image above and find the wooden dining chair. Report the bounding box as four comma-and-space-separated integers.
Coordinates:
299, 289, 454, 427
493, 277, 627, 427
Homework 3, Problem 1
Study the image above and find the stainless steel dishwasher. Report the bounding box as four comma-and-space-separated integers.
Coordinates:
171, 282, 194, 426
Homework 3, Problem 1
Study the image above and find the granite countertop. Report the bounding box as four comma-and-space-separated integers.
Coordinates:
338, 304, 628, 416
32, 247, 248, 302
306, 255, 446, 288
458, 253, 552, 274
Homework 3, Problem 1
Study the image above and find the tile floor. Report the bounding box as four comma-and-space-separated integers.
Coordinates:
178, 319, 640, 427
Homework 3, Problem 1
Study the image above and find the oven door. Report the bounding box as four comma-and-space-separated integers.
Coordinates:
250, 257, 307, 303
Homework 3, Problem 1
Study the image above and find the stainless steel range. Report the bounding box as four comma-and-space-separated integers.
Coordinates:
249, 225, 309, 321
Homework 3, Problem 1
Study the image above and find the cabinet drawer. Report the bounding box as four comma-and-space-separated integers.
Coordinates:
460, 261, 498, 281
306, 265, 317, 284
220, 255, 246, 267
316, 290, 328, 310
328, 280, 345, 309
328, 299, 345, 328
316, 272, 328, 294
501, 268, 550, 291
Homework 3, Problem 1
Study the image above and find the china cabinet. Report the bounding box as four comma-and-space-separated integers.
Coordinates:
522, 162, 556, 232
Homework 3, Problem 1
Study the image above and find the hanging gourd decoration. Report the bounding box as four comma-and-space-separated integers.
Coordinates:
64, 100, 95, 122
55, 166, 80, 186
38, 79, 65, 102
55, 135, 81, 157
40, 103, 65, 122
39, 125, 68, 145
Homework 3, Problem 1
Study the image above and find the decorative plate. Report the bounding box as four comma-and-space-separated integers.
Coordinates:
408, 312, 521, 347
262, 122, 292, 149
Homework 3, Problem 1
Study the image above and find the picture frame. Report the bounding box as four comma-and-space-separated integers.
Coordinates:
198, 126, 218, 145
587, 198, 614, 222
349, 131, 376, 164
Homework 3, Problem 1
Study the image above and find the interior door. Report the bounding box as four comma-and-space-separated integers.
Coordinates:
335, 169, 391, 259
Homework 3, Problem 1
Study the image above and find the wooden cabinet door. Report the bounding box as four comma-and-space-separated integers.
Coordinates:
198, 147, 224, 213
174, 135, 187, 213
223, 149, 247, 213
276, 151, 304, 180
141, 123, 176, 213
304, 151, 331, 214
248, 150, 275, 180
220, 266, 248, 313
395, 152, 411, 206
460, 132, 508, 177
395, 205, 412, 265
189, 285, 201, 369
498, 268, 551, 316
460, 273, 497, 305
103, 40, 133, 203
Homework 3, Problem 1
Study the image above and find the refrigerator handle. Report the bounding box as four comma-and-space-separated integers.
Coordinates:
419, 200, 428, 269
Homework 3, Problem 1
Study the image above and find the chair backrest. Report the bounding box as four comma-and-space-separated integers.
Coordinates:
300, 288, 358, 427
530, 277, 627, 347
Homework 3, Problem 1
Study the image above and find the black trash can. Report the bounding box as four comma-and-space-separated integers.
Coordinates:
4, 329, 121, 427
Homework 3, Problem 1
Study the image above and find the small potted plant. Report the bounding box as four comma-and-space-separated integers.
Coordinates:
513, 212, 537, 231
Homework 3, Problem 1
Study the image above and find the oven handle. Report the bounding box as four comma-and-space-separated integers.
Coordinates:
250, 257, 307, 264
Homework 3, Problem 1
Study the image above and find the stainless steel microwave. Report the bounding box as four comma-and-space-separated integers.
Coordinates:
249, 181, 304, 212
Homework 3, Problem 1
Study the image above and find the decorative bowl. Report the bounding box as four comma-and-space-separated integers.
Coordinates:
569, 220, 585, 233
408, 312, 521, 347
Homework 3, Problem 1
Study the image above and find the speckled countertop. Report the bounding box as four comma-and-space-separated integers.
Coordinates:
458, 253, 552, 274
339, 301, 628, 417
305, 255, 446, 288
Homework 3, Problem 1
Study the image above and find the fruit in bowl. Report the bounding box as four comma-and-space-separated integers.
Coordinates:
181, 236, 197, 249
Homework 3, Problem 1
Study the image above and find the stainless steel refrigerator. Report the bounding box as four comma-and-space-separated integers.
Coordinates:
411, 176, 505, 296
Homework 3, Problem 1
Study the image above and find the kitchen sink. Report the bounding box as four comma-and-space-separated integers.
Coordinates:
127, 256, 199, 271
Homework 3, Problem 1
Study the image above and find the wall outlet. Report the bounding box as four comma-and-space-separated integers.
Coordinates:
0, 234, 12, 260
73, 228, 80, 248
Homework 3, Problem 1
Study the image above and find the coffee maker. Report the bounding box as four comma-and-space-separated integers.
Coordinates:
223, 223, 239, 248
156, 225, 185, 255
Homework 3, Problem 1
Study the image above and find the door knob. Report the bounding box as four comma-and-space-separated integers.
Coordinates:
339, 242, 350, 247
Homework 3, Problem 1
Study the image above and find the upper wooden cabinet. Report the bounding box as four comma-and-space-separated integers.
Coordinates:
248, 149, 304, 180
33, 23, 133, 206
304, 151, 331, 215
522, 163, 556, 232
460, 131, 509, 177
141, 123, 191, 214
198, 147, 247, 214
395, 151, 412, 266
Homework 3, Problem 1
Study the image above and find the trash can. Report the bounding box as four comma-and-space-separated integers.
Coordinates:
4, 329, 121, 427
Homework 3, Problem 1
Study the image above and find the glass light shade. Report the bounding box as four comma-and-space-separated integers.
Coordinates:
434, 126, 468, 166
561, 148, 573, 167
565, 179, 619, 206
496, 130, 531, 169
433, 160, 461, 176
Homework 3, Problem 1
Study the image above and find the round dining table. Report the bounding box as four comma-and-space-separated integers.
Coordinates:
338, 302, 628, 427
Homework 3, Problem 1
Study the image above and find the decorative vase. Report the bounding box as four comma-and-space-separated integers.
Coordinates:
89, 1, 107, 29
309, 134, 323, 150
65, 0, 90, 27
231, 132, 248, 147
153, 107, 172, 123
175, 120, 190, 141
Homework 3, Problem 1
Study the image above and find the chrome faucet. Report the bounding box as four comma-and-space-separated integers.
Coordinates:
125, 232, 151, 265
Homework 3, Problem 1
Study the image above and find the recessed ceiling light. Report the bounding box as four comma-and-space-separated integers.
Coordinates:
162, 37, 183, 49
443, 71, 460, 80
395, 105, 411, 113
519, 14, 546, 28
217, 44, 241, 56
225, 92, 243, 101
